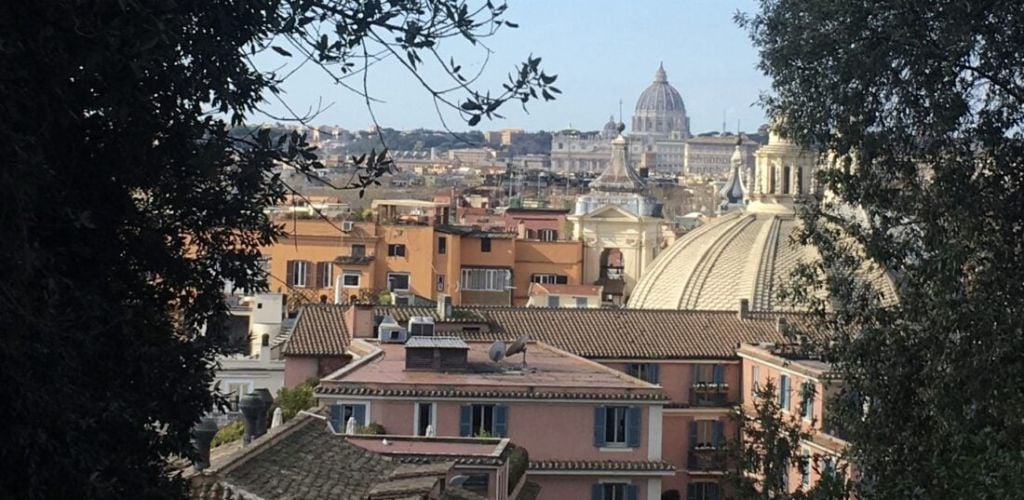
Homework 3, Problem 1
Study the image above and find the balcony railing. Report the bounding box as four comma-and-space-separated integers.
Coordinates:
687, 447, 727, 472
690, 384, 730, 406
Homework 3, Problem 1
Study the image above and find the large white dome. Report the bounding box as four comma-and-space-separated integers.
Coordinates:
632, 63, 688, 137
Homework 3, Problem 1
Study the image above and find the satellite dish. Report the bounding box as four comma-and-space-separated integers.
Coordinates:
488, 341, 507, 363
505, 335, 529, 366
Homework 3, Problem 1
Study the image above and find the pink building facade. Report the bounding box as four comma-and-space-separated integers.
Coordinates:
317, 339, 674, 500
737, 343, 847, 494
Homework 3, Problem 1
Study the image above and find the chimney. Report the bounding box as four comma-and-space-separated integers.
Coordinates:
776, 316, 788, 333
738, 298, 749, 319
238, 392, 263, 445
436, 293, 452, 320
191, 416, 219, 471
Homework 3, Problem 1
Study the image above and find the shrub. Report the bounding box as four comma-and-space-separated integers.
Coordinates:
211, 420, 244, 448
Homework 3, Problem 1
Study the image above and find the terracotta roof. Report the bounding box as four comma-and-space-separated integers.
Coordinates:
456, 307, 812, 359
528, 283, 603, 296
315, 385, 669, 401
282, 305, 350, 356
375, 306, 488, 324
529, 459, 676, 473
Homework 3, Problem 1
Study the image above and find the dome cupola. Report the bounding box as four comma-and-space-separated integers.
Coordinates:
632, 63, 689, 137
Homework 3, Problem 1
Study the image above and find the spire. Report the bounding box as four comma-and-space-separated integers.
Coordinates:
718, 137, 747, 213
591, 128, 644, 193
654, 62, 667, 83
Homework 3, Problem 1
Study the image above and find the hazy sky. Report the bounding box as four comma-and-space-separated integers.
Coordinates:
254, 1, 770, 134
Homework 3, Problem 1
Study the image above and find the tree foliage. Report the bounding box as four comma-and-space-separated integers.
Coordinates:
740, 1, 1024, 497
274, 380, 316, 421
727, 380, 852, 500
0, 1, 554, 498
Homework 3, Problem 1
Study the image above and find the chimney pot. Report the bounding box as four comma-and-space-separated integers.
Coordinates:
738, 298, 750, 319
191, 416, 219, 471
238, 393, 264, 445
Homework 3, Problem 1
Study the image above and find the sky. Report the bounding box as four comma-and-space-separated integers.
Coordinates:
254, 1, 771, 134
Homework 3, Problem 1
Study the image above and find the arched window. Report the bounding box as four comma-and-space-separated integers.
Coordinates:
782, 166, 792, 194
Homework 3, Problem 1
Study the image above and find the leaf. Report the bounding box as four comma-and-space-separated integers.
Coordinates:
461, 100, 482, 111
505, 21, 519, 28
468, 115, 481, 126
271, 46, 292, 57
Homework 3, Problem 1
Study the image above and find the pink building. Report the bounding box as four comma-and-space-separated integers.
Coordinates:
283, 304, 810, 499
316, 338, 674, 500
503, 208, 569, 241
737, 342, 846, 494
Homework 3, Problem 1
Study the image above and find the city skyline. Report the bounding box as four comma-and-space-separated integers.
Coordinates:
254, 1, 770, 133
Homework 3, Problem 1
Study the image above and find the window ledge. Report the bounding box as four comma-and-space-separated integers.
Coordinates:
598, 446, 637, 452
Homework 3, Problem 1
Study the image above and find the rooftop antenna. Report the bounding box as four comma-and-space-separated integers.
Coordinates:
505, 334, 529, 367
618, 99, 623, 124
488, 340, 507, 364
722, 110, 727, 135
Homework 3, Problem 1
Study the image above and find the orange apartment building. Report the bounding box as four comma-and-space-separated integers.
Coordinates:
262, 200, 583, 308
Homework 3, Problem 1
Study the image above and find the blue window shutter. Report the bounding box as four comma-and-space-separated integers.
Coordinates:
649, 364, 660, 384
708, 483, 721, 500
712, 421, 724, 447
626, 484, 638, 500
693, 364, 700, 383
459, 405, 472, 437
494, 405, 508, 437
689, 420, 698, 448
687, 483, 697, 499
591, 483, 604, 500
713, 364, 725, 384
627, 407, 642, 447
353, 405, 366, 427
593, 406, 607, 447
329, 404, 342, 432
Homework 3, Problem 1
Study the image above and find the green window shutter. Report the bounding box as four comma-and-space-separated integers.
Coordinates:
459, 405, 472, 437
593, 406, 607, 447
494, 405, 508, 437
626, 407, 642, 447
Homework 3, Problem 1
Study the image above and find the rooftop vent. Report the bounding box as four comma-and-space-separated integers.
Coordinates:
378, 314, 407, 343
405, 336, 469, 371
408, 316, 435, 337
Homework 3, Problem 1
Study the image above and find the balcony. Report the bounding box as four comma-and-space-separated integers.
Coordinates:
687, 447, 727, 472
690, 383, 730, 407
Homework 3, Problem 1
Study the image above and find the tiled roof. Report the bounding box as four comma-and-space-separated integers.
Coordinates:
375, 306, 488, 324
282, 305, 350, 356
316, 386, 669, 401
529, 459, 676, 473
200, 416, 412, 500
458, 307, 810, 359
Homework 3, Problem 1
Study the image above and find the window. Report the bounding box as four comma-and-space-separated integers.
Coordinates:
538, 228, 557, 241
751, 365, 761, 398
316, 261, 333, 288
480, 237, 492, 252
781, 458, 790, 491
531, 273, 568, 285
342, 272, 360, 288
459, 404, 507, 437
692, 420, 724, 448
779, 375, 791, 411
547, 295, 560, 307
350, 244, 366, 258
461, 472, 491, 496
224, 381, 252, 412
593, 483, 638, 500
328, 403, 366, 432
575, 297, 588, 308
387, 244, 406, 257
436, 274, 445, 292
594, 406, 641, 448
387, 273, 410, 292
437, 236, 447, 254
802, 382, 815, 420
286, 260, 310, 287
687, 482, 720, 500
415, 402, 434, 436
461, 268, 510, 291
694, 364, 726, 385
627, 363, 659, 384
801, 451, 811, 486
